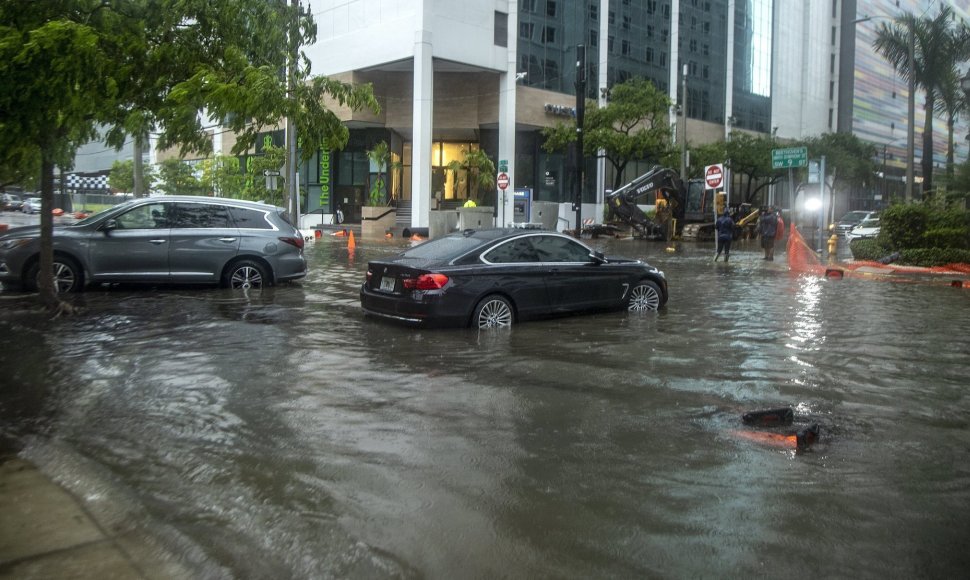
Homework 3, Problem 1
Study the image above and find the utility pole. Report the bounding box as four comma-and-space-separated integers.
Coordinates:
286, 0, 300, 225
574, 44, 586, 238
680, 64, 688, 178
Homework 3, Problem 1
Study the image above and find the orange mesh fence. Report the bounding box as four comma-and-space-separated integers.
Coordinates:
787, 225, 825, 276
787, 224, 970, 287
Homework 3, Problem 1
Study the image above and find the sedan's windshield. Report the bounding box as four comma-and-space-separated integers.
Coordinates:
857, 218, 879, 228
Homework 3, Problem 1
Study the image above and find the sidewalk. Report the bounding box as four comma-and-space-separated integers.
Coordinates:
0, 458, 188, 580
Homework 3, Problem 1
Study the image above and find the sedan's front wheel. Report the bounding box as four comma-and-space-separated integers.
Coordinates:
473, 294, 514, 328
627, 280, 662, 311
223, 259, 269, 290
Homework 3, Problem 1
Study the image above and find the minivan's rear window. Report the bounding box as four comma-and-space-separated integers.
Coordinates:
229, 207, 272, 229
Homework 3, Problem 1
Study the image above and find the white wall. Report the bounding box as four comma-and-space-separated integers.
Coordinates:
772, 1, 832, 139
307, 0, 509, 76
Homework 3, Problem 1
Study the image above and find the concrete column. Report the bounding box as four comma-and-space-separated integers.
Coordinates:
725, 0, 735, 140
411, 28, 433, 228
596, 0, 609, 206
669, 0, 680, 131
497, 1, 518, 228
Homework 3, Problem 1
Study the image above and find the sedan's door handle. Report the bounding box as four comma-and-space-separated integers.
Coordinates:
219, 237, 237, 243
149, 239, 167, 244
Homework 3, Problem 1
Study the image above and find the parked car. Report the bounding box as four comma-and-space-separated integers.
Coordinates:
834, 211, 876, 236
20, 197, 42, 214
0, 196, 306, 293
1, 193, 23, 212
846, 216, 881, 241
360, 229, 668, 328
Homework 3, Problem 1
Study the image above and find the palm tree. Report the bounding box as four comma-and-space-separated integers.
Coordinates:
937, 69, 966, 183
873, 6, 970, 195
366, 140, 390, 206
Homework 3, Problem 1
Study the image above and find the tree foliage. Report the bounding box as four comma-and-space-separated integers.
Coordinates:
873, 6, 970, 194
542, 77, 673, 191
724, 131, 782, 204
0, 0, 377, 311
803, 132, 878, 194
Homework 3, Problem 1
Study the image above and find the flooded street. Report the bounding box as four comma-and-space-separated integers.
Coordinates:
2, 234, 970, 578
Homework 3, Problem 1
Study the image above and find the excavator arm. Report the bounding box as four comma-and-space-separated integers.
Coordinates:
605, 165, 685, 237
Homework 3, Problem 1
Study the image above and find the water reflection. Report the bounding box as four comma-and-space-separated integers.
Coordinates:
2, 236, 970, 577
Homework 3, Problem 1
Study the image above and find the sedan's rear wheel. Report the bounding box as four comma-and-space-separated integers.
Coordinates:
223, 259, 268, 290
473, 295, 514, 328
627, 280, 662, 311
26, 256, 84, 293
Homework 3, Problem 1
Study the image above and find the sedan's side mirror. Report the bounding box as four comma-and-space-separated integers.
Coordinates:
589, 250, 607, 264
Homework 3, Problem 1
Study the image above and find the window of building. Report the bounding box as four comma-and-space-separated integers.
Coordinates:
589, 3, 597, 20
494, 12, 508, 47
703, 65, 709, 79
832, 0, 838, 18
660, 51, 667, 67
609, 11, 615, 24
542, 26, 556, 44
703, 43, 709, 56
622, 39, 631, 55
828, 108, 834, 129
647, 25, 654, 38
520, 22, 534, 39
661, 28, 668, 42
663, 4, 670, 19
544, 59, 559, 83
623, 15, 631, 30
830, 53, 836, 74
589, 29, 598, 46
608, 35, 614, 53
546, 0, 557, 17
829, 81, 835, 101
521, 0, 537, 13
689, 39, 698, 53
689, 61, 698, 76
831, 26, 837, 45
647, 0, 656, 14
646, 47, 654, 63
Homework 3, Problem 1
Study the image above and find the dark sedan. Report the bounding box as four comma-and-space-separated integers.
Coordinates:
360, 229, 668, 328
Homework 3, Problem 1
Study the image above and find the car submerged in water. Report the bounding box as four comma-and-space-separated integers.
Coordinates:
360, 229, 668, 329
0, 196, 307, 293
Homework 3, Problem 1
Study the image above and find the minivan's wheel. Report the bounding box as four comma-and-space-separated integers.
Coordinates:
473, 294, 514, 328
627, 279, 662, 311
26, 256, 84, 293
223, 260, 269, 290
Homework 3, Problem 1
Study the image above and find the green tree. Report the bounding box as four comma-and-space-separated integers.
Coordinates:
366, 141, 390, 206
687, 141, 728, 180
242, 144, 288, 206
108, 160, 134, 193
543, 77, 673, 191
199, 155, 245, 198
157, 158, 202, 196
873, 6, 970, 195
803, 132, 878, 197
724, 132, 782, 204
0, 0, 377, 312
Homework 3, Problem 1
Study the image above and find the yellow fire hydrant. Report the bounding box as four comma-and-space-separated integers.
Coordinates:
827, 233, 838, 260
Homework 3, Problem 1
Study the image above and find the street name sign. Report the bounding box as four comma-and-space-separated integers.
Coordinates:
772, 147, 808, 169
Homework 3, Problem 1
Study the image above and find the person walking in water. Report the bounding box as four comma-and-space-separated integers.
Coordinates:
759, 206, 778, 260
714, 209, 735, 262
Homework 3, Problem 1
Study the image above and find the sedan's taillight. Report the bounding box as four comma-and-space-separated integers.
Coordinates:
279, 236, 305, 250
403, 273, 449, 290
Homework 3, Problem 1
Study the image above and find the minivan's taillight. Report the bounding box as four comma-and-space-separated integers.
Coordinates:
280, 236, 304, 250
403, 273, 449, 290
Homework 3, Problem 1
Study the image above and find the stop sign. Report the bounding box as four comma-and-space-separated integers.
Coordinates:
704, 164, 723, 190
497, 172, 510, 191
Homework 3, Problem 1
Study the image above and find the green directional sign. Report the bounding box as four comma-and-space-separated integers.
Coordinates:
772, 147, 808, 169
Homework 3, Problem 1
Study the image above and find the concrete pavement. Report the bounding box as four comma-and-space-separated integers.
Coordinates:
0, 458, 189, 580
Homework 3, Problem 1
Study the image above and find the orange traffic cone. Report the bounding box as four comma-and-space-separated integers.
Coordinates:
348, 230, 356, 250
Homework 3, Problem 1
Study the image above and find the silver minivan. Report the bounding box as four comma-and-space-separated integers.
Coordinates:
0, 196, 306, 292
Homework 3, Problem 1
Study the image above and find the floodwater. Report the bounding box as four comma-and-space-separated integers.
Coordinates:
2, 234, 970, 578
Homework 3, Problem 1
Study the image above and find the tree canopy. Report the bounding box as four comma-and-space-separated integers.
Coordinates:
0, 0, 377, 311
873, 6, 970, 195
542, 77, 674, 191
